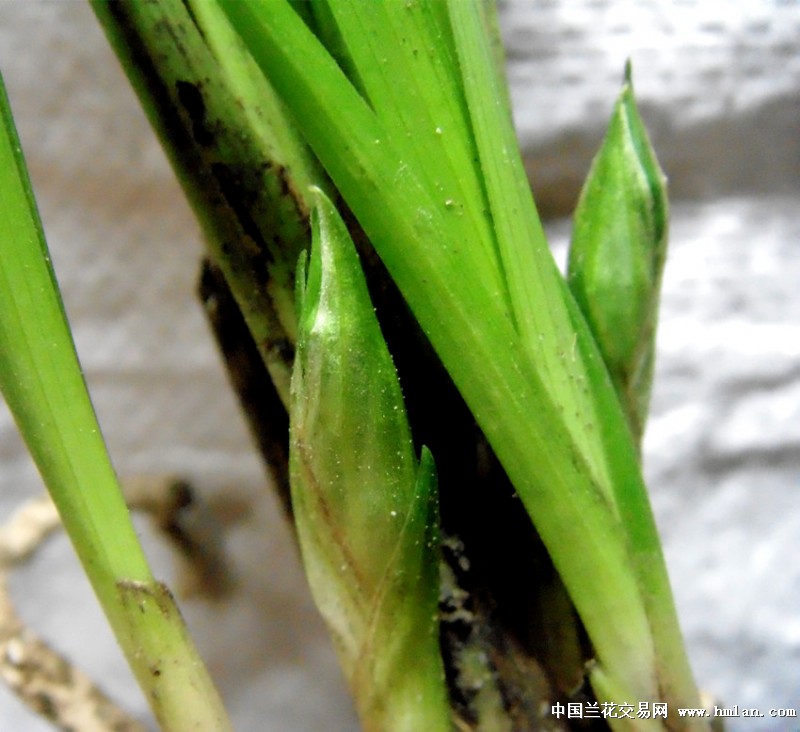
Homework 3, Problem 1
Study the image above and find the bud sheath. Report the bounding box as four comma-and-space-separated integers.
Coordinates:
567, 65, 668, 444
289, 189, 450, 732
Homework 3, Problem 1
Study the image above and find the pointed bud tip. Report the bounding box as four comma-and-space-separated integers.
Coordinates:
624, 58, 633, 88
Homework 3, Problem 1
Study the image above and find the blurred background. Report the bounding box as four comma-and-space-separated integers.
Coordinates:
0, 2, 798, 730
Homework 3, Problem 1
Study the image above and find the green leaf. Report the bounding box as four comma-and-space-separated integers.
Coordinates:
223, 0, 694, 707
290, 189, 450, 732
91, 0, 329, 405
0, 70, 232, 732
0, 77, 150, 590
309, 0, 505, 300
447, 0, 618, 501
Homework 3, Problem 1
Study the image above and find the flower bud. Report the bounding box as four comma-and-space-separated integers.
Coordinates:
289, 189, 450, 732
567, 64, 668, 444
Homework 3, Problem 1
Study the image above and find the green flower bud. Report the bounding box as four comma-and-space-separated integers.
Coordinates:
289, 189, 450, 732
567, 63, 668, 445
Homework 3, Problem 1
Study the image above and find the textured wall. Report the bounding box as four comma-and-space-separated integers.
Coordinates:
0, 2, 798, 730
502, 1, 800, 213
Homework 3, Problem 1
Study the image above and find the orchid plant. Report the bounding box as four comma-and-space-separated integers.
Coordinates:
0, 2, 709, 730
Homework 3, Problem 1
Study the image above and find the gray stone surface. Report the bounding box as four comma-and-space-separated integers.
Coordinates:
502, 1, 800, 213
0, 2, 798, 730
